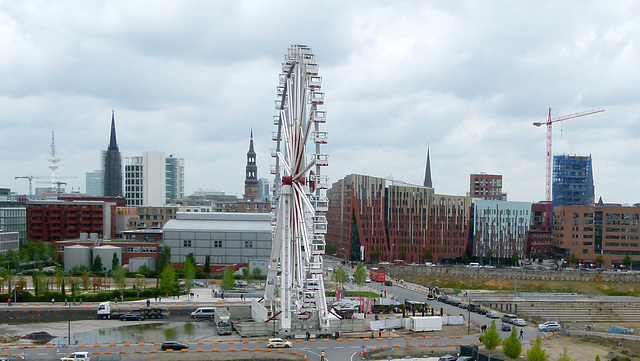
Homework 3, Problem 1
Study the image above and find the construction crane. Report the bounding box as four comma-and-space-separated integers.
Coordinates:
533, 107, 604, 231
15, 176, 35, 199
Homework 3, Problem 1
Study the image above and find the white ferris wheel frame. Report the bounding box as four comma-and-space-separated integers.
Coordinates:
264, 45, 330, 333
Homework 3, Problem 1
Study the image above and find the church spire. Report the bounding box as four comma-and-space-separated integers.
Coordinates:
423, 147, 432, 188
244, 128, 259, 200
108, 110, 119, 150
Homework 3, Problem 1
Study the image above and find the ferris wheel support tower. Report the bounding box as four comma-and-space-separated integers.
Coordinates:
264, 45, 330, 333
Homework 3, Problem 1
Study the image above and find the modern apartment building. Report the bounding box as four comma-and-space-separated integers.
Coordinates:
326, 174, 471, 263
0, 231, 19, 255
469, 173, 507, 200
26, 200, 118, 242
0, 203, 27, 243
526, 202, 553, 260
124, 151, 184, 206
471, 199, 531, 264
553, 202, 640, 269
126, 206, 178, 230
552, 155, 594, 209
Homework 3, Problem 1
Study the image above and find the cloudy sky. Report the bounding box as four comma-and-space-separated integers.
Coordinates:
1, 1, 639, 204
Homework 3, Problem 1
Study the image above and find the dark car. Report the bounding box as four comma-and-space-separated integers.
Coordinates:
502, 323, 512, 332
476, 308, 488, 315
120, 314, 144, 321
437, 295, 449, 303
160, 341, 188, 350
384, 280, 393, 286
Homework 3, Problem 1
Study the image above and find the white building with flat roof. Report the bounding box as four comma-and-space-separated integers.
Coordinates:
162, 212, 271, 266
125, 151, 184, 206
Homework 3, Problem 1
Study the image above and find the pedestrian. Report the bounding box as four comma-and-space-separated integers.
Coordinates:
51, 298, 55, 304
378, 330, 382, 338
519, 329, 523, 339
306, 331, 310, 341
7, 299, 11, 307
320, 350, 325, 361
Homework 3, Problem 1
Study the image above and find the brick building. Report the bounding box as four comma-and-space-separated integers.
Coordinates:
526, 202, 553, 260
469, 173, 507, 200
27, 199, 119, 242
326, 174, 471, 264
553, 202, 640, 269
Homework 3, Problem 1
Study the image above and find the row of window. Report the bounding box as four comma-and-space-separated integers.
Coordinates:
183, 240, 254, 248
57, 246, 156, 253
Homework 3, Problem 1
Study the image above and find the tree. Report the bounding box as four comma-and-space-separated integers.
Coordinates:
332, 264, 349, 287
221, 266, 235, 291
556, 346, 573, 361
482, 320, 501, 360
485, 250, 494, 266
353, 263, 367, 291
595, 355, 601, 361
568, 254, 578, 268
111, 253, 120, 272
91, 255, 104, 274
203, 255, 211, 276
112, 266, 127, 290
511, 252, 519, 266
526, 336, 548, 361
623, 255, 632, 270
372, 248, 383, 261
595, 255, 604, 268
252, 267, 263, 280
158, 246, 171, 273
398, 249, 407, 261
503, 328, 522, 360
158, 264, 179, 296
182, 256, 197, 294
241, 267, 253, 285
423, 249, 433, 263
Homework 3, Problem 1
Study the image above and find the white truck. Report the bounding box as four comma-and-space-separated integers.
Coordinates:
97, 301, 169, 320
211, 308, 233, 335
408, 316, 442, 332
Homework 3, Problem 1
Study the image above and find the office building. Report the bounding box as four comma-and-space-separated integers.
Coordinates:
0, 202, 27, 243
471, 199, 531, 264
553, 201, 640, 269
258, 178, 271, 201
552, 155, 594, 209
125, 151, 184, 206
326, 174, 471, 263
86, 170, 104, 197
0, 231, 19, 255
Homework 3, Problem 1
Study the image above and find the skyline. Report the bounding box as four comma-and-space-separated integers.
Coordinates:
2, 1, 639, 204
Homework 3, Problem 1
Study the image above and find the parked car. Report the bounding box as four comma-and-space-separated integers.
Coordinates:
160, 341, 188, 350
476, 307, 488, 315
379, 261, 391, 265
538, 321, 561, 332
456, 357, 474, 361
384, 280, 393, 286
501, 323, 512, 332
267, 338, 292, 348
486, 311, 499, 318
513, 318, 527, 327
459, 302, 469, 309
365, 278, 371, 283
438, 356, 457, 361
60, 352, 90, 361
120, 313, 144, 321
501, 314, 518, 324
437, 295, 449, 303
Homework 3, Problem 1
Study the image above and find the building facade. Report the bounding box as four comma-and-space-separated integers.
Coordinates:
26, 200, 117, 242
125, 151, 184, 206
103, 111, 123, 197
126, 206, 178, 230
552, 155, 594, 209
162, 212, 272, 267
553, 202, 640, 269
471, 199, 531, 264
469, 173, 506, 200
326, 174, 471, 264
86, 170, 104, 197
526, 202, 553, 260
55, 237, 159, 271
0, 231, 19, 255
0, 204, 27, 243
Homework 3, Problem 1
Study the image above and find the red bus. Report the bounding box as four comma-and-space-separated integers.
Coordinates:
369, 267, 386, 282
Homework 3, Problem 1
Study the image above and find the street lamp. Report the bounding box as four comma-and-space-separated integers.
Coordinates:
67, 303, 71, 346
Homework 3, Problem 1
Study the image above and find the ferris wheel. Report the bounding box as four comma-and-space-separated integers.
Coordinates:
264, 45, 330, 333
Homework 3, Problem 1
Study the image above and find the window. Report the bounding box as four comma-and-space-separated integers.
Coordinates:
244, 241, 253, 248
183, 240, 192, 247
142, 247, 156, 253
214, 240, 223, 248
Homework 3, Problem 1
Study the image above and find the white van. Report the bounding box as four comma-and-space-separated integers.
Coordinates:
191, 307, 216, 318
468, 263, 481, 268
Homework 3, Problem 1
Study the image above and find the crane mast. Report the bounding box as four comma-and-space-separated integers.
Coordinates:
533, 107, 604, 231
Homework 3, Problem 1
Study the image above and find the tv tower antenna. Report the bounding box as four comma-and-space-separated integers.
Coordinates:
47, 127, 61, 189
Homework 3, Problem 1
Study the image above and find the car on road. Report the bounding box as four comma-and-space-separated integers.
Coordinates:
501, 323, 512, 332
459, 302, 469, 309
365, 278, 371, 283
456, 357, 474, 361
379, 261, 390, 265
267, 338, 292, 348
437, 295, 449, 303
513, 318, 527, 327
120, 313, 144, 321
486, 311, 499, 318
502, 314, 518, 324
538, 321, 561, 332
437, 356, 456, 361
384, 280, 393, 286
60, 352, 90, 361
160, 341, 188, 350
